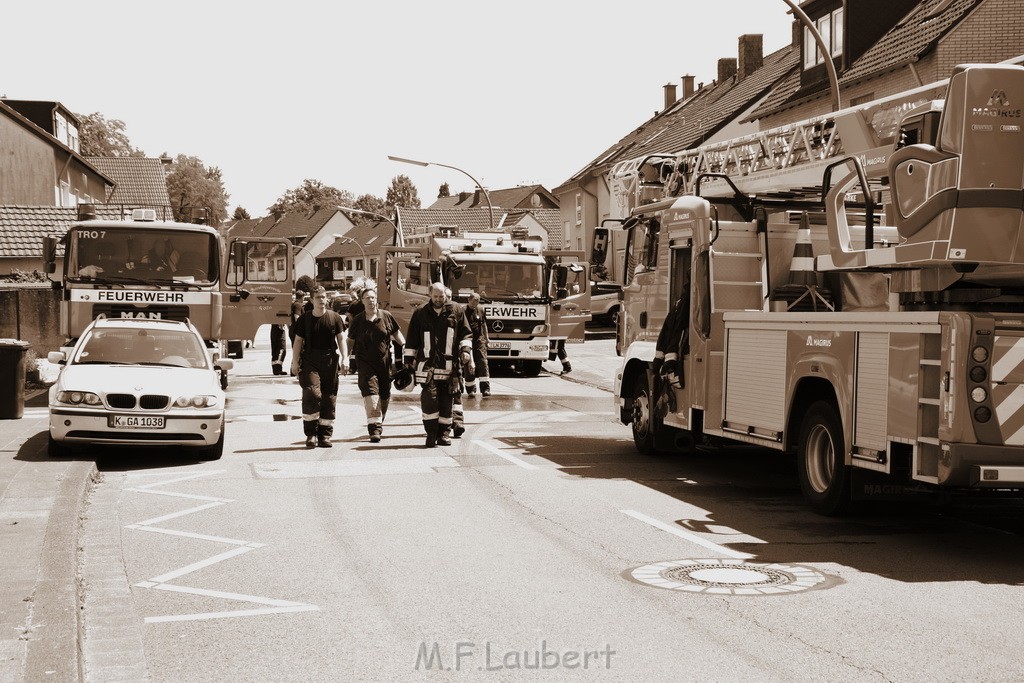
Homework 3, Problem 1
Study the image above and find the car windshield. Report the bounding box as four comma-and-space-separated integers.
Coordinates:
74, 328, 210, 369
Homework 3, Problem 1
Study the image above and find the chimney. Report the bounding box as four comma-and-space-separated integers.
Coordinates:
738, 34, 763, 80
663, 82, 678, 110
718, 57, 737, 83
681, 75, 695, 99
458, 191, 469, 203
473, 189, 481, 206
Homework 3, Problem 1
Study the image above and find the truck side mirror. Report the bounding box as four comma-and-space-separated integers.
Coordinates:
232, 242, 247, 283
592, 227, 609, 265
43, 235, 57, 274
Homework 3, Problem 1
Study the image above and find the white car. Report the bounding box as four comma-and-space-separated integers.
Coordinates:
47, 318, 232, 460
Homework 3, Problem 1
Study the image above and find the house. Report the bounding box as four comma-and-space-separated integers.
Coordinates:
395, 206, 559, 248
553, 34, 799, 281
0, 99, 113, 209
553, 0, 1024, 283
315, 219, 394, 289
748, 0, 1024, 128
427, 184, 559, 211
223, 208, 355, 283
86, 156, 174, 219
0, 205, 124, 275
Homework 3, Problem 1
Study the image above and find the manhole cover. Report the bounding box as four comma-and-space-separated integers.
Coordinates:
632, 559, 827, 595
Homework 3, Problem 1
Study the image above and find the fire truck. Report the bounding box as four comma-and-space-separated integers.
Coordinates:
610, 62, 1024, 514
43, 207, 294, 386
378, 229, 591, 375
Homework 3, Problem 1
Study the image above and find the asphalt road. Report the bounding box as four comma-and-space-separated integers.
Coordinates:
72, 332, 1024, 681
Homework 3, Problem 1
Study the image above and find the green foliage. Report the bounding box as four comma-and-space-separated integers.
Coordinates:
76, 112, 145, 157
351, 193, 389, 224
232, 206, 251, 220
268, 179, 354, 218
165, 155, 230, 225
437, 182, 451, 198
385, 175, 421, 209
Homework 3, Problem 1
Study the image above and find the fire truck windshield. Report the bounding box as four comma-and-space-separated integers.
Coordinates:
69, 227, 218, 284
450, 262, 544, 300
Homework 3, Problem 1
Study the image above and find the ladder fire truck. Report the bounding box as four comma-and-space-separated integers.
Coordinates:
610, 61, 1024, 514
379, 229, 591, 375
43, 207, 295, 387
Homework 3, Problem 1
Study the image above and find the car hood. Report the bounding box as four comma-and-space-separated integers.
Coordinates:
56, 365, 222, 396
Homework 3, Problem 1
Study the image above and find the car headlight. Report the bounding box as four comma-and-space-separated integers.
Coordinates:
56, 390, 101, 406
175, 395, 218, 408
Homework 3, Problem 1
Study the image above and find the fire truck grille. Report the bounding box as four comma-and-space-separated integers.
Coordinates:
107, 394, 136, 409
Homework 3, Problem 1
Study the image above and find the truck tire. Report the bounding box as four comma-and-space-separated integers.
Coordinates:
797, 400, 851, 515
522, 360, 542, 377
631, 372, 656, 455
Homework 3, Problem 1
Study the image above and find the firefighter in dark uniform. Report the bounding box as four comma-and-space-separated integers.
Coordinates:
290, 287, 350, 448
348, 287, 405, 443
403, 282, 473, 447
463, 291, 491, 397
270, 324, 287, 375
652, 285, 689, 416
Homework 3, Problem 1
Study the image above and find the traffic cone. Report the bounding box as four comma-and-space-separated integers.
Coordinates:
772, 213, 833, 312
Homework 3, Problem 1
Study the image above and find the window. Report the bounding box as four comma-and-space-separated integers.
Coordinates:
575, 193, 582, 225
356, 259, 363, 271
276, 258, 285, 271
803, 7, 843, 68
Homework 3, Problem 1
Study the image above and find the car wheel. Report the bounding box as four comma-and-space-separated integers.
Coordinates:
631, 372, 656, 455
608, 306, 619, 328
196, 421, 225, 461
47, 434, 73, 458
797, 400, 851, 516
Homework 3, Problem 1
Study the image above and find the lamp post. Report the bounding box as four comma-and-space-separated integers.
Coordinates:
782, 0, 841, 112
332, 234, 368, 281
387, 155, 494, 230
338, 206, 402, 248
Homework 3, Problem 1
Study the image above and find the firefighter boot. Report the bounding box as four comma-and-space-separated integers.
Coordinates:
561, 362, 572, 375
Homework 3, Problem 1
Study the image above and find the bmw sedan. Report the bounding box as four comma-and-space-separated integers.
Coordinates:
47, 318, 232, 459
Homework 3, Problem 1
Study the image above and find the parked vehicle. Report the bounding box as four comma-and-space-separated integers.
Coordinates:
588, 280, 622, 327
47, 318, 232, 460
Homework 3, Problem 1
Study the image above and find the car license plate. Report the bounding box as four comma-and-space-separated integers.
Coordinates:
109, 415, 165, 429
488, 341, 512, 350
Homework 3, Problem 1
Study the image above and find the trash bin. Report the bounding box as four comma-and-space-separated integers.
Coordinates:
0, 339, 31, 420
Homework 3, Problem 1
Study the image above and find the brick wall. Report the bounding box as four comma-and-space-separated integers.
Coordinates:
936, 0, 1024, 76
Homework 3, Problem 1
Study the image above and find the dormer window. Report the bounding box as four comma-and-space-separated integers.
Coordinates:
803, 7, 844, 69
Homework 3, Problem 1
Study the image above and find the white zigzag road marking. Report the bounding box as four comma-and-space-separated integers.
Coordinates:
126, 469, 319, 624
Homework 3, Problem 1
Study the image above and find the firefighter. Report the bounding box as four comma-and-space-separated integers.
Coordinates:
445, 287, 467, 437
290, 287, 350, 448
403, 282, 473, 447
269, 323, 287, 375
348, 287, 404, 443
346, 277, 368, 373
463, 291, 491, 397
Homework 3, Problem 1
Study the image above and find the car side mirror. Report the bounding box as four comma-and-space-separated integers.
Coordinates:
47, 351, 66, 365
215, 358, 234, 371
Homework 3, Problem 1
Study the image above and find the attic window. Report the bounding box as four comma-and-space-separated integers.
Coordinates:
639, 129, 666, 146
803, 7, 844, 69
921, 0, 955, 22
365, 235, 379, 246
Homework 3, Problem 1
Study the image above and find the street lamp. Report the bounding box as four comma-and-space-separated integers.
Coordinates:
782, 0, 841, 112
338, 206, 402, 248
387, 155, 494, 230
332, 234, 369, 280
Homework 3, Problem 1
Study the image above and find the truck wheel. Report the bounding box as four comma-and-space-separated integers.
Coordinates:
522, 360, 542, 377
797, 400, 850, 515
631, 373, 656, 455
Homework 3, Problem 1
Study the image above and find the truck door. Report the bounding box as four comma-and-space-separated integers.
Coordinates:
663, 242, 694, 431
221, 237, 294, 341
379, 246, 429, 332
545, 250, 592, 343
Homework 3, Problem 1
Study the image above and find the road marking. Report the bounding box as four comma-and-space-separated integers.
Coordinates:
474, 440, 539, 470
125, 470, 319, 623
620, 510, 754, 560
252, 456, 459, 479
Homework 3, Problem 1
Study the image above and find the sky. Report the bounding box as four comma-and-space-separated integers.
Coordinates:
4, 1, 795, 216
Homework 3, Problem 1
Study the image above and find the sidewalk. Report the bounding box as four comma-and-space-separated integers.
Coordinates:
0, 385, 95, 682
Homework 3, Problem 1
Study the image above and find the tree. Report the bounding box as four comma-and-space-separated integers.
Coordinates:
350, 193, 389, 224
165, 154, 230, 225
438, 182, 451, 198
232, 206, 251, 220
76, 112, 145, 157
385, 175, 421, 210
295, 274, 316, 293
268, 179, 354, 218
